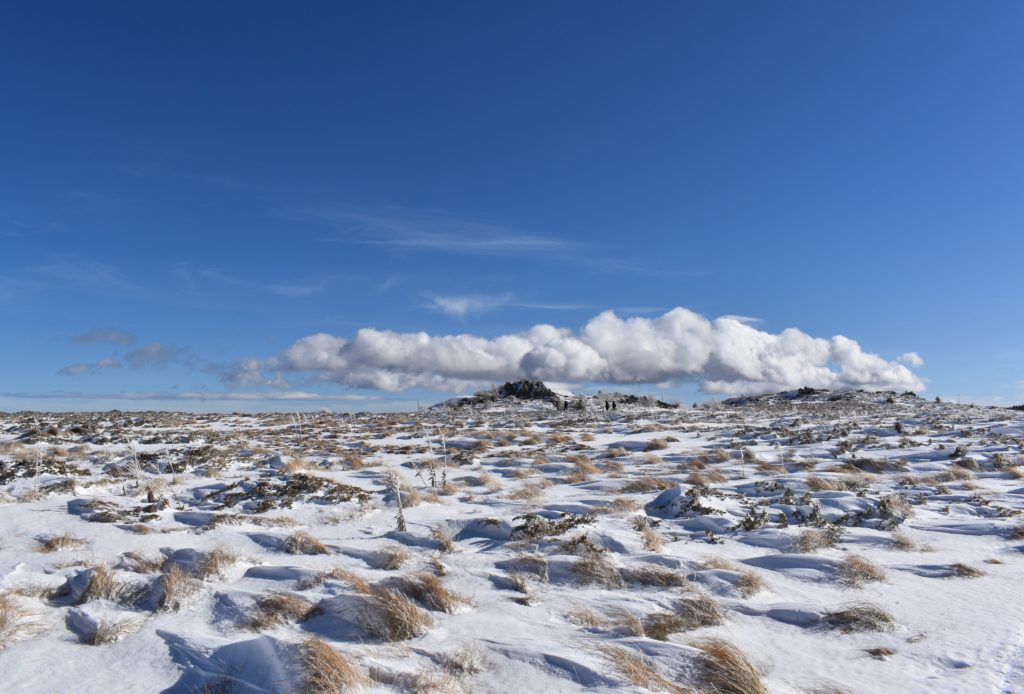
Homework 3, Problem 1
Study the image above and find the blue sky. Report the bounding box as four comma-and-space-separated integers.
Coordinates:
2, 1, 1022, 412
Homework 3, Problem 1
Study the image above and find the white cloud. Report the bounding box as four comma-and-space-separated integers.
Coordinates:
427, 294, 513, 318
897, 352, 925, 367
229, 307, 925, 395
71, 328, 135, 345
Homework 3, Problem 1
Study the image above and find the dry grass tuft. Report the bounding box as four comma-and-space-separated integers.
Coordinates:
378, 544, 412, 571
571, 553, 625, 588
641, 525, 665, 552
0, 593, 44, 649
246, 591, 317, 630
567, 605, 606, 628
889, 531, 917, 551
357, 588, 434, 641
619, 477, 675, 494
158, 563, 199, 612
672, 590, 725, 631
300, 636, 370, 693
391, 573, 467, 613
690, 638, 767, 694
431, 526, 457, 554
284, 531, 330, 555
87, 615, 140, 645
36, 531, 88, 553
837, 555, 887, 587
949, 562, 985, 578
825, 602, 896, 633
597, 644, 689, 693
438, 643, 489, 676
619, 564, 688, 588
80, 565, 123, 604
793, 527, 843, 553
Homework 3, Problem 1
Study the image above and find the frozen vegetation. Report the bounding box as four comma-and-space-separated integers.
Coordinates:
1, 385, 1023, 693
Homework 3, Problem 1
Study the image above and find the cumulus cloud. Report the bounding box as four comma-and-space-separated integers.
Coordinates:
897, 352, 925, 368
226, 307, 925, 395
125, 343, 186, 368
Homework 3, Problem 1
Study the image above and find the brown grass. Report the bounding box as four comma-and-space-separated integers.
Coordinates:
571, 554, 625, 588
391, 573, 467, 613
619, 564, 688, 588
597, 644, 690, 693
300, 636, 370, 693
837, 555, 887, 587
80, 565, 123, 604
641, 525, 665, 552
431, 526, 457, 554
378, 544, 412, 570
566, 605, 606, 628
157, 563, 199, 612
619, 477, 675, 494
644, 438, 669, 452
690, 638, 767, 694
86, 615, 141, 645
284, 531, 330, 555
356, 587, 434, 641
194, 547, 240, 580
246, 592, 317, 630
950, 562, 985, 578
0, 593, 43, 649
36, 531, 88, 553
825, 602, 896, 632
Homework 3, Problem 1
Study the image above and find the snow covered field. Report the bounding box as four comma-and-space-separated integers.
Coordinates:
2, 387, 1023, 693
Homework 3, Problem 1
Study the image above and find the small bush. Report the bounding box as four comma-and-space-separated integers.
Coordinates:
571, 554, 624, 588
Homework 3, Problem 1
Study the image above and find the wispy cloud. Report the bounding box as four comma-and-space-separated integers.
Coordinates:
314, 207, 569, 255
174, 265, 332, 298
71, 328, 136, 346
57, 358, 122, 376
124, 343, 187, 368
425, 293, 590, 318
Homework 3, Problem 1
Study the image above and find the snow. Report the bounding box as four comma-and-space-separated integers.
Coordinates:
1, 392, 1023, 692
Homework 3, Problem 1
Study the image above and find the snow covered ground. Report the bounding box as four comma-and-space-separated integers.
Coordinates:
1, 388, 1023, 693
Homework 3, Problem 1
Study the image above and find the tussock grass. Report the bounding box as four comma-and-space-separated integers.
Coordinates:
690, 638, 767, 694
378, 544, 412, 571
86, 615, 140, 646
644, 438, 669, 452
36, 531, 88, 553
566, 605, 606, 628
391, 573, 467, 613
949, 562, 985, 578
284, 531, 330, 555
571, 554, 624, 588
793, 526, 843, 553
837, 555, 887, 587
619, 564, 688, 587
157, 563, 199, 612
246, 591, 317, 630
356, 587, 434, 641
438, 643, 489, 676
619, 477, 675, 494
597, 644, 689, 693
80, 565, 123, 604
0, 593, 43, 650
825, 602, 896, 633
701, 556, 770, 597
300, 636, 370, 693
431, 526, 457, 554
